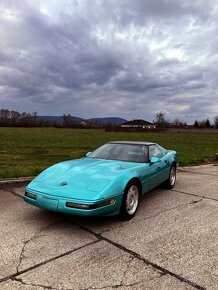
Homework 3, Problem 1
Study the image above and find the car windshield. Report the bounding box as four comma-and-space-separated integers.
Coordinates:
88, 143, 148, 163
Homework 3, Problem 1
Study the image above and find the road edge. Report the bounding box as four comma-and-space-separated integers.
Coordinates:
0, 177, 34, 185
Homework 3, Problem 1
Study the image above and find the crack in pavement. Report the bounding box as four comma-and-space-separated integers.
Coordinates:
129, 196, 203, 223
178, 168, 218, 177
16, 220, 62, 274
99, 197, 203, 234
120, 256, 135, 285
12, 277, 144, 290
0, 240, 100, 284
64, 219, 207, 290
11, 258, 147, 290
79, 281, 147, 290
11, 277, 63, 290
78, 250, 166, 290
172, 189, 218, 202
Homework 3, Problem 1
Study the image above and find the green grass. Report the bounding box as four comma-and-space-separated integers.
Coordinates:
0, 127, 217, 179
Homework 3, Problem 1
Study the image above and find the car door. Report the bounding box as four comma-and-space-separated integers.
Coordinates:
148, 145, 169, 189
138, 145, 151, 194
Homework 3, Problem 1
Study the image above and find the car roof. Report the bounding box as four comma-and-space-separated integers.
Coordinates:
108, 141, 156, 146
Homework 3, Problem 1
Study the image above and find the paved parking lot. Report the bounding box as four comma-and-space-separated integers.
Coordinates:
0, 165, 217, 290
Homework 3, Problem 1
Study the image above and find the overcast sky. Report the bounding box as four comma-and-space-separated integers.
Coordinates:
0, 0, 218, 122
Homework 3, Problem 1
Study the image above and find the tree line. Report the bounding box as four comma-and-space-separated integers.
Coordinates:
154, 112, 218, 128
1, 108, 218, 129
0, 109, 102, 128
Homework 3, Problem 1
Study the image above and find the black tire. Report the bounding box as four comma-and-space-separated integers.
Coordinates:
119, 181, 140, 220
163, 164, 176, 189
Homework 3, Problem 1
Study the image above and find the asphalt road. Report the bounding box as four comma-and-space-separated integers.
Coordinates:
0, 165, 217, 290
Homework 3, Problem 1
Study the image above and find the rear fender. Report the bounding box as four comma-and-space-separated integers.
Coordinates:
167, 150, 179, 167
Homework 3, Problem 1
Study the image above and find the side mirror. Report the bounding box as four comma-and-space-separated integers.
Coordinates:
86, 152, 91, 157
150, 156, 161, 163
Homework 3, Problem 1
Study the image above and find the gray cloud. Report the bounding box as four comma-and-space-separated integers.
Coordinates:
0, 0, 217, 123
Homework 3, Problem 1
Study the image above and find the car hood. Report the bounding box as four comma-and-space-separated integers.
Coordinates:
27, 158, 140, 201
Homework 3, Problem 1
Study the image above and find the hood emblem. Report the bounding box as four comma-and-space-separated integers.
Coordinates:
60, 181, 67, 186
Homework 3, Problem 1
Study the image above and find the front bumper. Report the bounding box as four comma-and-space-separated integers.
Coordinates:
24, 189, 123, 217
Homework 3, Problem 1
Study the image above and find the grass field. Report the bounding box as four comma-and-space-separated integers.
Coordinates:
0, 127, 218, 179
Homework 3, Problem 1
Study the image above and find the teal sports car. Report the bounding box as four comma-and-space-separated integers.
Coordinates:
24, 141, 178, 219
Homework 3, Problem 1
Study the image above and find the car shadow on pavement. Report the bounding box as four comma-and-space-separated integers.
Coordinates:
58, 188, 165, 234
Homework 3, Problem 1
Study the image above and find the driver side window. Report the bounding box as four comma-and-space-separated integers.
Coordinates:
149, 145, 163, 159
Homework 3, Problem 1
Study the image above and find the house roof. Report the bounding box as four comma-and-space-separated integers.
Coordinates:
121, 119, 155, 126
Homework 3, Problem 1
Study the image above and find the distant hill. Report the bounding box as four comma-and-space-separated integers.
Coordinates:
87, 117, 127, 125
37, 116, 128, 125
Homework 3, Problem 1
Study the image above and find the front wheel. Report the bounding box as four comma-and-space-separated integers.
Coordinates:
164, 164, 176, 189
119, 181, 140, 220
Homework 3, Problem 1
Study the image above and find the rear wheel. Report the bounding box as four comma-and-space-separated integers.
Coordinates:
164, 164, 176, 189
119, 181, 140, 220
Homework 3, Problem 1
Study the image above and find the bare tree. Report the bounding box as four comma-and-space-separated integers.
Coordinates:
154, 112, 170, 128
63, 114, 77, 127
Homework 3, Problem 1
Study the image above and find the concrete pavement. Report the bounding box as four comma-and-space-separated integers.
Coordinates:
0, 165, 217, 290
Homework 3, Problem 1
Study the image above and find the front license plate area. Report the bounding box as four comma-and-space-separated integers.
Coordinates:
41, 197, 58, 211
